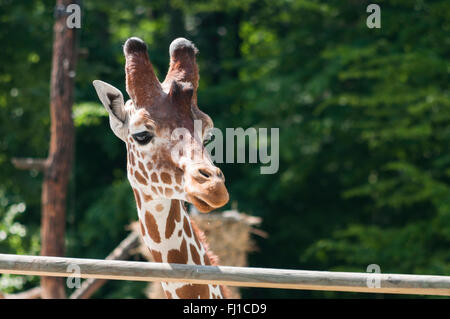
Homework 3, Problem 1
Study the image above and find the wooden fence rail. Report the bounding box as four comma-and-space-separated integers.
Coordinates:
0, 254, 449, 296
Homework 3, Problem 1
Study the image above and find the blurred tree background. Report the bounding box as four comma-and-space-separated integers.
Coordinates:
0, 0, 448, 298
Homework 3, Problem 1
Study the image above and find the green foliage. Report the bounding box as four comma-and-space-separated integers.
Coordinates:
0, 0, 448, 298
73, 102, 108, 127
68, 179, 137, 258
0, 190, 40, 293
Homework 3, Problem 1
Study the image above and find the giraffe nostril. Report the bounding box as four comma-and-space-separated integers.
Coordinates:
198, 169, 211, 179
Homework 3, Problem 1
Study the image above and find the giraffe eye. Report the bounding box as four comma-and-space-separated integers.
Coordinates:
203, 132, 215, 147
132, 131, 153, 145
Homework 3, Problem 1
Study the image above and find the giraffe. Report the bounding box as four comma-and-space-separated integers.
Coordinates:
92, 37, 230, 299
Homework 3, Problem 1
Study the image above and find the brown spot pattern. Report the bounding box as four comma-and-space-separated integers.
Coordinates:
146, 162, 153, 170
138, 161, 148, 179
165, 200, 181, 239
165, 291, 173, 299
134, 170, 148, 185
139, 220, 146, 236
190, 244, 201, 265
142, 193, 153, 202
175, 174, 182, 185
167, 238, 187, 264
203, 254, 211, 265
150, 249, 162, 262
183, 217, 192, 238
144, 211, 161, 243
133, 188, 141, 210
191, 221, 202, 250
165, 188, 173, 197
129, 151, 135, 166
151, 172, 159, 183
160, 172, 172, 184
175, 284, 210, 299
156, 204, 164, 212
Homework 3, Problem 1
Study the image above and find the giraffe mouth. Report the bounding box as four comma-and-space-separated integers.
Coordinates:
187, 191, 229, 213
184, 166, 230, 213
188, 195, 215, 213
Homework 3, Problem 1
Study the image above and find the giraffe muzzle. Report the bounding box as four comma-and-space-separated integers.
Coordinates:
185, 165, 229, 213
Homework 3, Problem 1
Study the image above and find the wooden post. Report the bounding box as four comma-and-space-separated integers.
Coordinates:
40, 0, 77, 298
0, 254, 449, 296
11, 0, 77, 298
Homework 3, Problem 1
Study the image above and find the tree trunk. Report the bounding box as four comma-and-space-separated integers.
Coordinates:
40, 0, 77, 299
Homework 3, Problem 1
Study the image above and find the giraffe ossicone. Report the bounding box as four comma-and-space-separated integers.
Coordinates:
93, 37, 229, 299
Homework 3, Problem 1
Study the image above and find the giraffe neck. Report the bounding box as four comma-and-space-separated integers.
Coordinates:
137, 198, 223, 299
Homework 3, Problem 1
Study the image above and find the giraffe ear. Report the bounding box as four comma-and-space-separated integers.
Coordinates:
93, 80, 128, 141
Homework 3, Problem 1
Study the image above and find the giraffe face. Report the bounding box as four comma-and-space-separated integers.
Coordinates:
124, 97, 228, 212
93, 37, 229, 213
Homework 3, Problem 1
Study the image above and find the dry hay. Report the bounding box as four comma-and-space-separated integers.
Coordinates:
129, 209, 264, 299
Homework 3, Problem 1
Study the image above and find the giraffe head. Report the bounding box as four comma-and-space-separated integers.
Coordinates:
93, 37, 229, 212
